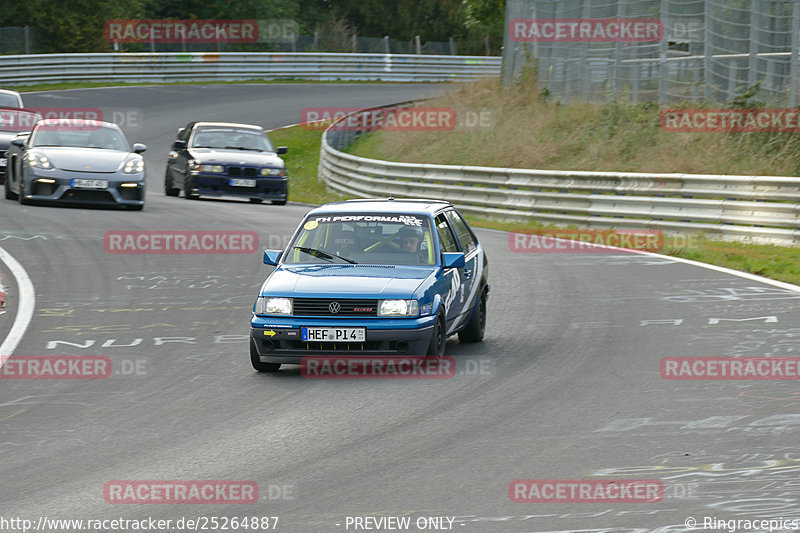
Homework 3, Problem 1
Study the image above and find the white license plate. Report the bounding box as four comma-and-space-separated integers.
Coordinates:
230, 178, 256, 187
302, 327, 366, 342
0, 158, 6, 167
71, 179, 108, 189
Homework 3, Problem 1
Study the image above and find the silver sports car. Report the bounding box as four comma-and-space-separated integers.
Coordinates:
4, 118, 147, 210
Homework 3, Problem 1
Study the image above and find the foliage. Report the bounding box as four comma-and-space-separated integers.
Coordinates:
0, 0, 507, 53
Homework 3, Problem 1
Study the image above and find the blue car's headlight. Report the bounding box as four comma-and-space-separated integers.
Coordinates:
27, 152, 52, 169
123, 159, 145, 174
378, 299, 419, 317
256, 297, 293, 315
199, 164, 225, 173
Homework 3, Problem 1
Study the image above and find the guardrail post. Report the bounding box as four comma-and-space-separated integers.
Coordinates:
416, 36, 421, 55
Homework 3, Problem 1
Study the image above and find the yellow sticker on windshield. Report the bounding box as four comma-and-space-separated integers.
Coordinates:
304, 220, 319, 230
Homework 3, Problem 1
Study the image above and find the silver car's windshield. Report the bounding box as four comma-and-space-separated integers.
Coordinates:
284, 213, 436, 266
31, 124, 130, 151
191, 127, 275, 152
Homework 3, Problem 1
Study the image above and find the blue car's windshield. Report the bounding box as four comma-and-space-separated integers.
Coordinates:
284, 213, 436, 266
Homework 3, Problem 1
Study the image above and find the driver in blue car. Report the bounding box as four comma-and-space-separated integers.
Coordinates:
396, 225, 423, 252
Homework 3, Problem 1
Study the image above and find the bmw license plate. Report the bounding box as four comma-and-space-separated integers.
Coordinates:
302, 327, 365, 342
71, 178, 108, 189
230, 178, 256, 187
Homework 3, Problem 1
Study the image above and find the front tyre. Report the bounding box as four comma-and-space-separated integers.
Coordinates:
18, 177, 29, 205
250, 338, 280, 373
4, 176, 17, 200
164, 170, 179, 196
458, 290, 486, 343
426, 312, 446, 357
184, 177, 198, 200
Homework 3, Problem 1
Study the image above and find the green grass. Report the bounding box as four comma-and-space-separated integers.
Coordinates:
268, 125, 346, 205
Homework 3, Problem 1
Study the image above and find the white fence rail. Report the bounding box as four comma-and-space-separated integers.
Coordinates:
0, 52, 501, 84
319, 106, 800, 245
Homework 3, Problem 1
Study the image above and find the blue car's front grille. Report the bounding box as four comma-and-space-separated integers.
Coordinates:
293, 298, 379, 317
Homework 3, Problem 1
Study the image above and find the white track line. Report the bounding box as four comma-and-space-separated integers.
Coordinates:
495, 228, 800, 293
0, 246, 35, 365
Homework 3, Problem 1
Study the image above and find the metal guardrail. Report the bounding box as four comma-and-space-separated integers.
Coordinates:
0, 52, 501, 84
319, 105, 800, 245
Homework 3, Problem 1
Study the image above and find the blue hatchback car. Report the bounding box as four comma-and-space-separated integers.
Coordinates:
250, 198, 489, 372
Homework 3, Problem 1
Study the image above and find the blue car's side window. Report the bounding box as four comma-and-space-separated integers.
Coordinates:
435, 214, 459, 253
444, 210, 478, 255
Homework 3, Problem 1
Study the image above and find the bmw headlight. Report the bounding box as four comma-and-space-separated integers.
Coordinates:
378, 299, 419, 317
260, 167, 287, 176
27, 152, 52, 169
123, 159, 145, 174
199, 164, 224, 173
255, 297, 293, 315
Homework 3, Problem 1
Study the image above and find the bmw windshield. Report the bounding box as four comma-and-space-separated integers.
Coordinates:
284, 213, 436, 266
190, 126, 275, 152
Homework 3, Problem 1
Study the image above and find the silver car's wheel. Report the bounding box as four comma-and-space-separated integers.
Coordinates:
18, 177, 30, 205
4, 176, 16, 200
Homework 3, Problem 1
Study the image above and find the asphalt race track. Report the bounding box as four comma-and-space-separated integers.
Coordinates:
2, 84, 800, 533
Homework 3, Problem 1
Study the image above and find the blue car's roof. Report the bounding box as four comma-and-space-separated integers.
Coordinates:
308, 198, 452, 216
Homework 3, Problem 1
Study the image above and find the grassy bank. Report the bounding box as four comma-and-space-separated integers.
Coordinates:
269, 118, 800, 286
267, 124, 346, 206
340, 78, 800, 287
346, 77, 800, 176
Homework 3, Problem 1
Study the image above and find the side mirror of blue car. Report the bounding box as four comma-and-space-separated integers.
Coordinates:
442, 252, 465, 269
263, 249, 283, 266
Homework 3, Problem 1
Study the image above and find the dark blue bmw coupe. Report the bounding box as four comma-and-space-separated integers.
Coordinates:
249, 198, 489, 372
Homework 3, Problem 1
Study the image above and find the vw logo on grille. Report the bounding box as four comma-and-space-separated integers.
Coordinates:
328, 302, 341, 314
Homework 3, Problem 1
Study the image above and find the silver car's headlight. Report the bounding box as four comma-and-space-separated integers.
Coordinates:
378, 299, 419, 317
27, 152, 52, 169
255, 297, 292, 315
123, 159, 145, 174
